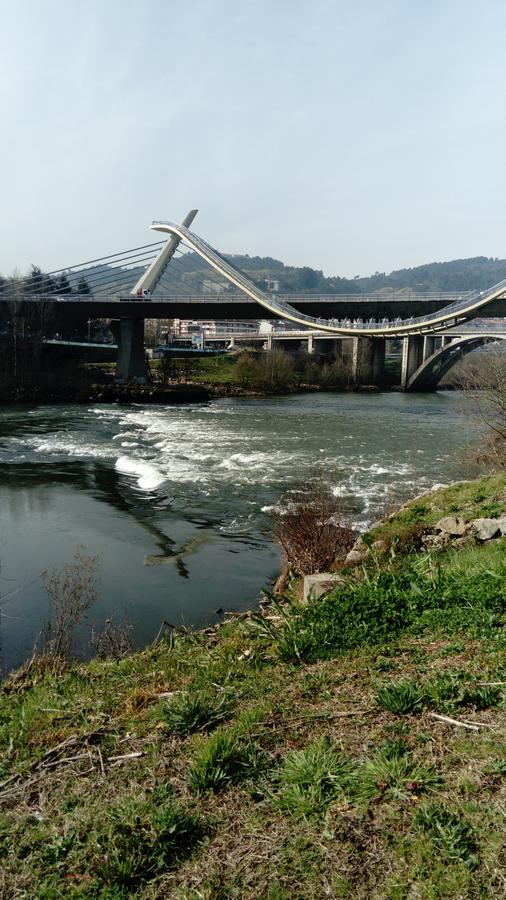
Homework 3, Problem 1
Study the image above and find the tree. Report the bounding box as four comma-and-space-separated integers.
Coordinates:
457, 347, 506, 470
235, 349, 296, 392
76, 276, 91, 295
55, 273, 72, 295
24, 265, 56, 295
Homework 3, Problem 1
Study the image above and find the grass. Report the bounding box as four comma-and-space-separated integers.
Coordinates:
255, 548, 506, 664
367, 474, 506, 544
0, 473, 504, 897
151, 354, 242, 385
163, 688, 234, 734
415, 803, 479, 868
273, 737, 354, 820
189, 729, 264, 793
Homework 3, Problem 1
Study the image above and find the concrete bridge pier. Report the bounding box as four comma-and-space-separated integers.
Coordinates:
401, 335, 424, 389
115, 318, 150, 384
352, 337, 386, 384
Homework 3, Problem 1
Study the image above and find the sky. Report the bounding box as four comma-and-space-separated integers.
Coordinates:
1, 0, 506, 279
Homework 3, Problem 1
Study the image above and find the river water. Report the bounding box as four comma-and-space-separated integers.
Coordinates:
0, 392, 473, 672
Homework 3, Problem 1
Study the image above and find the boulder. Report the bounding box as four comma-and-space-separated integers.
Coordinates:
344, 537, 369, 567
452, 535, 477, 549
421, 533, 450, 551
302, 573, 346, 603
496, 516, 506, 535
435, 516, 467, 536
344, 549, 365, 566
466, 518, 501, 541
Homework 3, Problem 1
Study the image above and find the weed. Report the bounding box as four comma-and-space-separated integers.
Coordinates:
415, 803, 479, 868
424, 675, 502, 711
354, 743, 441, 804
274, 737, 355, 820
300, 670, 332, 698
101, 795, 203, 887
189, 730, 263, 793
163, 689, 233, 734
376, 680, 425, 715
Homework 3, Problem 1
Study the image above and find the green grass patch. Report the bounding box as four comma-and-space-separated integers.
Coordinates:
163, 688, 234, 734
415, 803, 479, 868
368, 474, 506, 543
273, 737, 354, 820
189, 729, 265, 793
255, 553, 506, 664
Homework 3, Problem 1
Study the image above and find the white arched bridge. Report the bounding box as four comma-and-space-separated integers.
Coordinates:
151, 218, 506, 339
2, 209, 505, 388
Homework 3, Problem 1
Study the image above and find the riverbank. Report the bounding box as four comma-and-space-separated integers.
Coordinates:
0, 381, 213, 405
1, 474, 505, 897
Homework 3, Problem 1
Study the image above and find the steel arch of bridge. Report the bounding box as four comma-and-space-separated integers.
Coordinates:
151, 220, 506, 337
407, 334, 506, 390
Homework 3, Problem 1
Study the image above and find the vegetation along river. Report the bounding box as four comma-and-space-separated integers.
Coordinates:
0, 392, 474, 672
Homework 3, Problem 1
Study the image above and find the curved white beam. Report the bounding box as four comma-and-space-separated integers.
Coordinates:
151, 220, 506, 337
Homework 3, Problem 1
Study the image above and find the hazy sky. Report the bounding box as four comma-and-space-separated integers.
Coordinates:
1, 0, 506, 278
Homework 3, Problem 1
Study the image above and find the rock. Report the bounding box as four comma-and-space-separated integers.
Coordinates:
452, 535, 476, 549
344, 549, 367, 566
343, 536, 370, 567
496, 516, 506, 535
352, 537, 368, 552
435, 516, 467, 536
302, 572, 346, 602
466, 518, 502, 541
421, 533, 450, 551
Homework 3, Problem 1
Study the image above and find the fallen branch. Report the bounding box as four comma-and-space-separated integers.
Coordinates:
107, 751, 143, 763
429, 712, 479, 731
39, 753, 90, 770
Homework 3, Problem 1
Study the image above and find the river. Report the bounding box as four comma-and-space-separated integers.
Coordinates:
0, 391, 474, 672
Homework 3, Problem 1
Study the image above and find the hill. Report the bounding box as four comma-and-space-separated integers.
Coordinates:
159, 253, 506, 296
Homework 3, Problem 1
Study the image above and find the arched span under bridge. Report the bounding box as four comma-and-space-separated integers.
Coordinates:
152, 220, 506, 338
406, 333, 506, 391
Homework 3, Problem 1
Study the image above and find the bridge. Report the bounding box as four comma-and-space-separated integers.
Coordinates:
1, 209, 505, 389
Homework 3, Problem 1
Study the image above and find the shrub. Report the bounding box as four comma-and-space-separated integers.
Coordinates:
235, 349, 297, 392
274, 737, 355, 820
40, 549, 99, 661
271, 475, 356, 576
